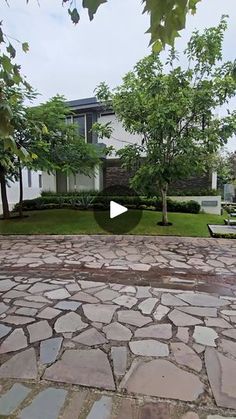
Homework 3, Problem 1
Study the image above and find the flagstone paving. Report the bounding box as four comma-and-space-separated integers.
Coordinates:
1, 235, 236, 279
0, 273, 236, 417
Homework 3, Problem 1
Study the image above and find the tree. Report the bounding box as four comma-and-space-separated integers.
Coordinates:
0, 85, 35, 219
95, 17, 236, 225
27, 95, 101, 175
0, 93, 102, 219
2, 0, 236, 141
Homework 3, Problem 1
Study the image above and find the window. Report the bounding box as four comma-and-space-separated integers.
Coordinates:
73, 115, 86, 139
27, 169, 32, 188
39, 174, 42, 188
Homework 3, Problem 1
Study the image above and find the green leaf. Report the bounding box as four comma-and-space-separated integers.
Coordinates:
6, 43, 16, 59
68, 8, 80, 24
1, 54, 13, 73
152, 39, 163, 53
82, 0, 107, 20
0, 27, 5, 44
22, 42, 29, 53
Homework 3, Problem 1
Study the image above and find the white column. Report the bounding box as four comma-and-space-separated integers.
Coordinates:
212, 171, 217, 190
94, 166, 101, 191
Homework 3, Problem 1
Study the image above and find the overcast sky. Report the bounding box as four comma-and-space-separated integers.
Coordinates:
2, 0, 236, 150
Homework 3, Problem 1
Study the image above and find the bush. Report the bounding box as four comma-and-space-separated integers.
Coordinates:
168, 188, 221, 196
14, 195, 200, 214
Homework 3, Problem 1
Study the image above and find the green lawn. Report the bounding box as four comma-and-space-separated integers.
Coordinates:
0, 209, 225, 237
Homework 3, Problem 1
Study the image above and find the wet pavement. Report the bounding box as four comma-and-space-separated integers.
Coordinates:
0, 235, 236, 279
0, 235, 236, 418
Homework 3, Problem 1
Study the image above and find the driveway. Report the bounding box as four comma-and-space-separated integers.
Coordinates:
0, 270, 236, 418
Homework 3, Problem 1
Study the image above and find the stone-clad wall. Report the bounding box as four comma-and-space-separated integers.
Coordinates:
104, 160, 212, 192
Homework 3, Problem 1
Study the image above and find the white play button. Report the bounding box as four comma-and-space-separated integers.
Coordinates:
110, 201, 128, 219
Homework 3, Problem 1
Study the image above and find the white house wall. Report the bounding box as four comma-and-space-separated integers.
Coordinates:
0, 169, 42, 214
97, 114, 143, 158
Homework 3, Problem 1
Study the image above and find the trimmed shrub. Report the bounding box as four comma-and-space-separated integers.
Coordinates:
14, 195, 200, 214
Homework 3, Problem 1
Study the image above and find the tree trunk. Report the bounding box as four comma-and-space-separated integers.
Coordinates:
160, 184, 169, 225
0, 166, 10, 219
18, 160, 24, 218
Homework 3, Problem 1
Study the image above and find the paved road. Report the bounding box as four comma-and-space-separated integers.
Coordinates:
0, 270, 236, 418
0, 235, 236, 279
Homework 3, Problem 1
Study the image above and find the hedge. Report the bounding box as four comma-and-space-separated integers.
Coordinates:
14, 195, 201, 214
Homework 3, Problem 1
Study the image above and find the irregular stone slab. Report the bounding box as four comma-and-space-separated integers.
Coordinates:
15, 307, 38, 317
54, 301, 81, 311
135, 324, 172, 339
205, 317, 232, 328
44, 349, 115, 390
118, 310, 151, 327
129, 340, 169, 357
178, 306, 217, 317
95, 289, 120, 301
171, 343, 202, 372
207, 416, 236, 419
113, 295, 137, 308
0, 302, 8, 315
25, 295, 50, 303
220, 339, 236, 357
139, 402, 171, 419
83, 304, 117, 324
54, 312, 87, 333
121, 286, 136, 294
103, 322, 132, 341
205, 348, 236, 409
138, 298, 158, 315
120, 359, 204, 401
222, 329, 236, 340
3, 290, 30, 299
0, 348, 37, 379
207, 415, 236, 419
116, 398, 137, 419
221, 310, 236, 316
136, 286, 152, 298
192, 343, 205, 354
28, 283, 60, 294
45, 288, 70, 300
0, 279, 16, 292
13, 300, 45, 309
177, 327, 189, 343
193, 326, 218, 347
0, 323, 11, 339
65, 283, 81, 293
40, 337, 63, 364
73, 328, 107, 346
0, 328, 27, 354
79, 280, 105, 289
61, 391, 87, 419
0, 383, 31, 416
177, 293, 228, 307
3, 315, 35, 325
37, 307, 61, 319
153, 305, 170, 321
27, 320, 52, 343
168, 310, 203, 326
161, 293, 188, 307
182, 413, 199, 419
72, 291, 100, 303
87, 396, 113, 419
19, 387, 67, 419
111, 347, 127, 377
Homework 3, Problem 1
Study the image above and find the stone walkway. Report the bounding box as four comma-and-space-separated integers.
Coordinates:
0, 235, 236, 280
0, 272, 236, 418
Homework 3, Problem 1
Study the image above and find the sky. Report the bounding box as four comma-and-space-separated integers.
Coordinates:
2, 0, 236, 151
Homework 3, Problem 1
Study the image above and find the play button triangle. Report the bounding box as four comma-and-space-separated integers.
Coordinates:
110, 201, 128, 219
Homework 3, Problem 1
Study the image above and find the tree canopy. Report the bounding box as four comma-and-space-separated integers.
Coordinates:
95, 17, 236, 225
